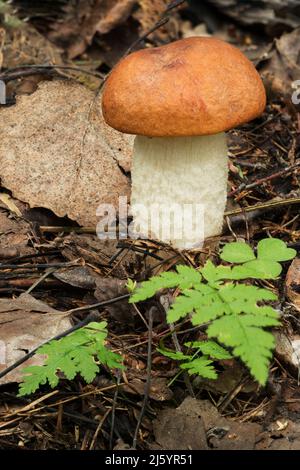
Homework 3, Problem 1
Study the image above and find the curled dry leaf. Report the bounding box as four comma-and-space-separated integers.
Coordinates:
0, 80, 133, 227
0, 293, 71, 385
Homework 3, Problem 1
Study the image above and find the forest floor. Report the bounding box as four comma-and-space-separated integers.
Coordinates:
0, 0, 300, 450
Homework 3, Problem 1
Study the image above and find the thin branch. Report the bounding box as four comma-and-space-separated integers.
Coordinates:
0, 64, 104, 83
132, 307, 154, 449
229, 162, 300, 197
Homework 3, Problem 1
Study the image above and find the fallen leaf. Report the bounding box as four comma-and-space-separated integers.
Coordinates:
122, 377, 173, 401
0, 193, 22, 217
12, 0, 177, 63
153, 397, 208, 450
261, 28, 300, 99
0, 209, 34, 260
0, 80, 133, 227
275, 330, 300, 374
0, 293, 71, 385
197, 1, 300, 32
153, 397, 261, 450
54, 266, 99, 290
47, 0, 136, 59
94, 277, 135, 323
286, 258, 300, 312
256, 420, 300, 450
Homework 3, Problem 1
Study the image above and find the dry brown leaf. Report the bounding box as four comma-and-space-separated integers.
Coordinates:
94, 277, 135, 323
200, 1, 300, 31
2, 25, 62, 70
133, 0, 174, 42
0, 209, 34, 260
48, 0, 136, 59
121, 377, 173, 401
275, 330, 300, 375
261, 28, 300, 99
12, 0, 176, 61
0, 80, 133, 227
0, 293, 71, 385
153, 397, 261, 450
286, 258, 300, 312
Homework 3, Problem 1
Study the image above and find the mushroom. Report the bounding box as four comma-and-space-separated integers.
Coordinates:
102, 37, 266, 249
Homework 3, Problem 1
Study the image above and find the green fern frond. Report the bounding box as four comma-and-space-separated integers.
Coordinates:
130, 265, 201, 303
18, 321, 124, 396
180, 357, 217, 379
129, 238, 295, 386
186, 340, 232, 360
207, 314, 280, 385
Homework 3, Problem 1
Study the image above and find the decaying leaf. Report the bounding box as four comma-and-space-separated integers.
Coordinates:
121, 377, 173, 401
286, 258, 300, 312
199, 0, 300, 32
0, 293, 71, 385
0, 208, 34, 260
275, 330, 300, 375
54, 266, 99, 290
153, 397, 261, 450
261, 28, 300, 99
12, 0, 176, 62
94, 277, 135, 323
0, 80, 133, 227
47, 0, 137, 59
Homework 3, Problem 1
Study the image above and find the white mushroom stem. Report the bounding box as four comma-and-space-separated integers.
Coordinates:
130, 133, 228, 249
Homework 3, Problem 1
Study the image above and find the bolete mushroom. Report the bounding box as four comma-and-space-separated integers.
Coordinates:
102, 37, 266, 249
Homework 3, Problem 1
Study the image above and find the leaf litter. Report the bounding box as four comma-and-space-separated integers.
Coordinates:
0, 0, 300, 452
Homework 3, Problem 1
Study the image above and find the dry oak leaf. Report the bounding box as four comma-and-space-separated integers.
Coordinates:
0, 80, 133, 227
0, 293, 71, 385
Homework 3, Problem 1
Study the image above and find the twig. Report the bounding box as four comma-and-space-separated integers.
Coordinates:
89, 408, 112, 450
109, 371, 122, 450
170, 323, 195, 397
0, 64, 104, 83
224, 197, 300, 217
124, 17, 169, 56
229, 162, 300, 197
124, 0, 186, 56
0, 261, 79, 270
132, 307, 154, 449
26, 267, 57, 294
0, 250, 61, 265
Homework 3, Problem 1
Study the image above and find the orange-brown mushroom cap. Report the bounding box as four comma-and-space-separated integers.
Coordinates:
102, 37, 266, 137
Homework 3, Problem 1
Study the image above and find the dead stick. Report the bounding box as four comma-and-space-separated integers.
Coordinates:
229, 162, 300, 197
132, 307, 154, 449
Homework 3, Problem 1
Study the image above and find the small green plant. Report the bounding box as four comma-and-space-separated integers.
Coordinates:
130, 238, 296, 385
19, 321, 124, 396
0, 1, 24, 28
